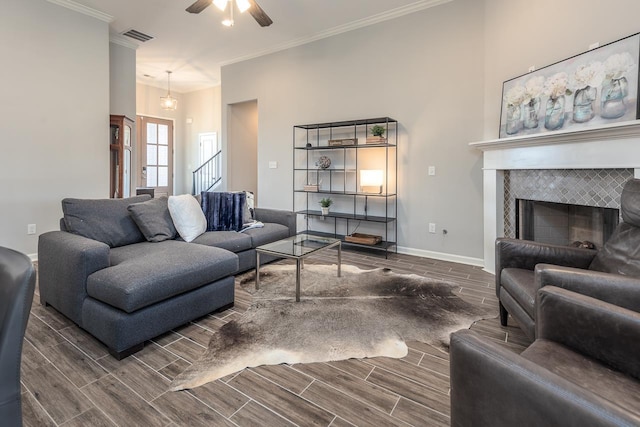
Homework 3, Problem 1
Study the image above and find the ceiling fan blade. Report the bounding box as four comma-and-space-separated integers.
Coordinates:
186, 0, 212, 14
247, 0, 273, 27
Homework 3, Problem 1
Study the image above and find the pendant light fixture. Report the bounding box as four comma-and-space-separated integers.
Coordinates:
160, 70, 177, 110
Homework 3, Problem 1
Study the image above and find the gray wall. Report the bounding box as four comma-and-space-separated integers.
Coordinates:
221, 0, 486, 263
227, 100, 258, 201
221, 0, 640, 263
136, 84, 222, 196
0, 0, 109, 257
483, 0, 640, 140
110, 42, 137, 196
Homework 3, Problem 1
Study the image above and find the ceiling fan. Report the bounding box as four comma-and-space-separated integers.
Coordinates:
186, 0, 273, 27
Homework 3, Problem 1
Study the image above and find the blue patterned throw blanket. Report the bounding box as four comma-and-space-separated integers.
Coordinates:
201, 191, 246, 232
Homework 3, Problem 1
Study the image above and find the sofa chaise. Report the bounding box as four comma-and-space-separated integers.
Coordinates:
38, 194, 295, 359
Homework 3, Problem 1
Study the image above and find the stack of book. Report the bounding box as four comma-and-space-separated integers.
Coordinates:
328, 138, 358, 146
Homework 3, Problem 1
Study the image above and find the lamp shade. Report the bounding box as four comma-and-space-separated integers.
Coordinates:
360, 169, 383, 193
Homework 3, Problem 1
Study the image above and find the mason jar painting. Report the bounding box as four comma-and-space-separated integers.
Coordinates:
499, 33, 639, 139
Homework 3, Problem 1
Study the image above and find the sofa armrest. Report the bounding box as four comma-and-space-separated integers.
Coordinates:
38, 231, 110, 325
450, 329, 639, 426
495, 238, 596, 295
536, 286, 640, 380
253, 208, 296, 236
535, 264, 640, 312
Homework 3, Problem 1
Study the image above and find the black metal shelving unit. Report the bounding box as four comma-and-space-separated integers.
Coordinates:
293, 117, 398, 257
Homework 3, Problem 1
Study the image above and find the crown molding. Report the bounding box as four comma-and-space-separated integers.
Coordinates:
110, 34, 139, 50
221, 0, 453, 67
46, 0, 113, 23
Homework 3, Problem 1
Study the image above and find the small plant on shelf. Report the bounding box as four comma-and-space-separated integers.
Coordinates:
367, 125, 387, 144
370, 125, 386, 137
319, 197, 333, 215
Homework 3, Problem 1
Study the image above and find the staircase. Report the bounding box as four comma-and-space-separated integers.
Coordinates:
192, 150, 222, 195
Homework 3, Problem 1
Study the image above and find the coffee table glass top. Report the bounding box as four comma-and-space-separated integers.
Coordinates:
256, 233, 340, 258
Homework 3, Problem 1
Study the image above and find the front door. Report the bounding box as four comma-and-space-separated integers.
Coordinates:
137, 116, 174, 197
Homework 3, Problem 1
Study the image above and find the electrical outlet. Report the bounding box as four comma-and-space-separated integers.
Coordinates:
269, 161, 278, 169
27, 224, 36, 235
428, 223, 436, 233
428, 166, 436, 176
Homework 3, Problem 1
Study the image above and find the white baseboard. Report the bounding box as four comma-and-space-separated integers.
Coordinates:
28, 253, 38, 262
396, 246, 484, 267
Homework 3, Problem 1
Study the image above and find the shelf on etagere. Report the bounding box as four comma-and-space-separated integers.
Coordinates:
294, 190, 397, 197
302, 230, 397, 250
297, 210, 396, 223
294, 142, 397, 150
294, 168, 357, 172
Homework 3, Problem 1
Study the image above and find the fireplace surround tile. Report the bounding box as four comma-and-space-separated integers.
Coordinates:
504, 169, 632, 238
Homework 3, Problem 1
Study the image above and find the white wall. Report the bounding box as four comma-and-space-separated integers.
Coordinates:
221, 0, 486, 263
0, 0, 109, 257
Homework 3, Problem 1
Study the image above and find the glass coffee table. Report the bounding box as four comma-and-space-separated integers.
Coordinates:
255, 233, 341, 302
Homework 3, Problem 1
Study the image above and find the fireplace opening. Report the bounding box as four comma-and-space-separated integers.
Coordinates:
516, 199, 619, 250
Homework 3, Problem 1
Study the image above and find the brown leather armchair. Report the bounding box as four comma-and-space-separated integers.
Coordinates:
450, 286, 640, 426
0, 247, 36, 427
495, 178, 640, 340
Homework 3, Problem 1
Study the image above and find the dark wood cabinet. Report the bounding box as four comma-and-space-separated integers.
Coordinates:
110, 115, 133, 198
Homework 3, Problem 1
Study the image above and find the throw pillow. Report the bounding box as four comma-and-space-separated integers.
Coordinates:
244, 190, 255, 223
201, 191, 246, 232
168, 194, 207, 242
128, 196, 177, 242
62, 195, 150, 248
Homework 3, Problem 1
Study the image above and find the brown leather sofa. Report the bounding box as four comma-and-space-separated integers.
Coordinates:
450, 286, 640, 427
495, 178, 640, 340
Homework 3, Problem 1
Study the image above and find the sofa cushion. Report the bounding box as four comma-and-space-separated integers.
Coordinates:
127, 196, 177, 242
188, 231, 253, 253
244, 223, 290, 248
86, 240, 238, 313
589, 222, 640, 277
500, 268, 537, 318
168, 194, 207, 242
522, 339, 640, 416
62, 195, 150, 248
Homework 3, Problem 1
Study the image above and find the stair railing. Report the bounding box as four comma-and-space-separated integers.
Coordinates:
192, 150, 222, 195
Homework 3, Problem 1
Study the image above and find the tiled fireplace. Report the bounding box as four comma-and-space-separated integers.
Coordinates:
471, 121, 640, 273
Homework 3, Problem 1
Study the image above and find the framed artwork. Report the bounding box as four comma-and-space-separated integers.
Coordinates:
499, 32, 640, 138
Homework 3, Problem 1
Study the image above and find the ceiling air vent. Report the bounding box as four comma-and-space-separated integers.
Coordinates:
121, 29, 154, 43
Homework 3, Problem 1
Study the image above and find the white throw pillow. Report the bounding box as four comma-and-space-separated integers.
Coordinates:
168, 194, 206, 242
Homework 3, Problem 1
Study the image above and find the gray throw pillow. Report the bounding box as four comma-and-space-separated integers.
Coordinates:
62, 195, 150, 247
128, 196, 177, 242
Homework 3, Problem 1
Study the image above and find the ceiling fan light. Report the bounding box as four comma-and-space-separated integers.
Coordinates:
213, 0, 228, 11
236, 0, 250, 13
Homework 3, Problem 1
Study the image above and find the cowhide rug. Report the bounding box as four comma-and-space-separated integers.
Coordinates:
170, 264, 495, 391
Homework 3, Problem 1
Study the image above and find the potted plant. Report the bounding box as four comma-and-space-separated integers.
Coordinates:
367, 125, 387, 143
319, 197, 333, 215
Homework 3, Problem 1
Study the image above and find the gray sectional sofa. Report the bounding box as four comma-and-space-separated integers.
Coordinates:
38, 195, 295, 359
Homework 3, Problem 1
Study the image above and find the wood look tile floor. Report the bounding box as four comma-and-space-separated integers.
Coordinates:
22, 250, 531, 427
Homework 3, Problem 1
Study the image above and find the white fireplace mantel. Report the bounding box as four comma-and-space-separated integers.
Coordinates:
471, 120, 640, 273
